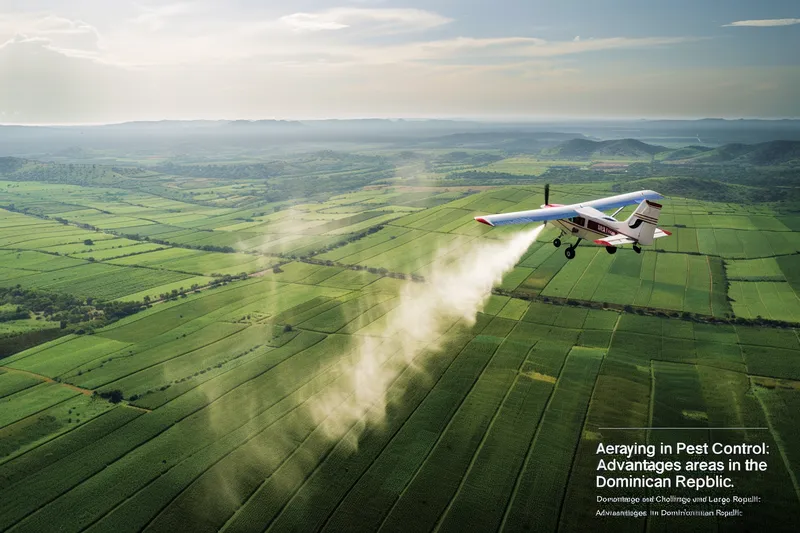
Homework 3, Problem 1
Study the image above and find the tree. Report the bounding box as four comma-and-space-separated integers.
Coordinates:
83, 239, 94, 246
98, 389, 124, 403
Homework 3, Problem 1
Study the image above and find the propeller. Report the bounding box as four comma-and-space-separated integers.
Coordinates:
543, 183, 550, 226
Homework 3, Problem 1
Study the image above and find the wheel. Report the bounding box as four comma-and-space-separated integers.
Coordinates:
564, 247, 575, 260
553, 238, 561, 248
606, 246, 617, 255
633, 245, 641, 254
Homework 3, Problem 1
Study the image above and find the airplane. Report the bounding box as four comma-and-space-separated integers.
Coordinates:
474, 184, 671, 259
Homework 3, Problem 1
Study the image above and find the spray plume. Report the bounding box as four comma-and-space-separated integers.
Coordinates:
193, 225, 545, 511
308, 224, 545, 446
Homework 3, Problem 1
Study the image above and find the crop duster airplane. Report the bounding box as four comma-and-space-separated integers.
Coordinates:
474, 185, 671, 259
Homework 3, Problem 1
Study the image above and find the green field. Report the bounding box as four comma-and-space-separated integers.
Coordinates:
0, 151, 798, 532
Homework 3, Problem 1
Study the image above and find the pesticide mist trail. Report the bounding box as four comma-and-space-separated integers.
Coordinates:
307, 224, 545, 450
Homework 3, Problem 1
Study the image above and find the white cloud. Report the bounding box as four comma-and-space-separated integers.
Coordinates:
279, 13, 349, 32
277, 7, 452, 33
723, 18, 800, 27
364, 35, 695, 66
0, 12, 102, 52
0, 4, 727, 122
130, 2, 196, 32
0, 7, 694, 69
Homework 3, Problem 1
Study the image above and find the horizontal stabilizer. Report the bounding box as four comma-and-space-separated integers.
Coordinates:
594, 227, 671, 247
594, 234, 636, 247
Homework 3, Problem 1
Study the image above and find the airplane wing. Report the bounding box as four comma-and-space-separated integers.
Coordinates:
594, 227, 671, 247
475, 190, 663, 227
475, 204, 579, 226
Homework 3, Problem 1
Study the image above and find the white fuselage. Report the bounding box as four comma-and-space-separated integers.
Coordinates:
551, 215, 624, 243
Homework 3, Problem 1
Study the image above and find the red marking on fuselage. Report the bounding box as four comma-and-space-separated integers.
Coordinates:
544, 204, 564, 207
557, 219, 616, 237
475, 217, 494, 226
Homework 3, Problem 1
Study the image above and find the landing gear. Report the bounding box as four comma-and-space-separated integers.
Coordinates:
564, 238, 582, 260
606, 246, 617, 255
553, 238, 561, 248
633, 244, 642, 254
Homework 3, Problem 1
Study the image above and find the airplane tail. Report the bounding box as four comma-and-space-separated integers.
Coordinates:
623, 200, 662, 245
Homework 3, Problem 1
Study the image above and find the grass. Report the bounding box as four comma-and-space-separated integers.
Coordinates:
8, 335, 132, 378
729, 281, 800, 322
0, 172, 799, 532
503, 346, 603, 532
0, 371, 42, 399
497, 298, 530, 320
727, 257, 786, 280
0, 383, 80, 430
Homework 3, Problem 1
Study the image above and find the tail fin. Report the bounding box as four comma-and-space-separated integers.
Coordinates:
624, 200, 662, 245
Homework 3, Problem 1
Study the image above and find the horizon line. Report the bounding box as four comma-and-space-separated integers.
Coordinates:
3, 116, 800, 127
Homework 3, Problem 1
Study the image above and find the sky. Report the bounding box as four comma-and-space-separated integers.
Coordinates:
0, 0, 798, 123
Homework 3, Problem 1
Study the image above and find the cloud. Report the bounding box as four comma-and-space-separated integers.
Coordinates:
278, 7, 452, 33
130, 2, 197, 32
0, 7, 693, 70
364, 35, 696, 66
3, 32, 798, 123
0, 12, 102, 53
723, 18, 800, 27
279, 13, 349, 32
0, 6, 721, 122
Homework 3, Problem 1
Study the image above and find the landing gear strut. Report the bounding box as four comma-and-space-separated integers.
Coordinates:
553, 238, 561, 248
564, 238, 582, 260
633, 244, 642, 254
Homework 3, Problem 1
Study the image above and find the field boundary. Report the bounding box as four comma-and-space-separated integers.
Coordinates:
0, 365, 93, 396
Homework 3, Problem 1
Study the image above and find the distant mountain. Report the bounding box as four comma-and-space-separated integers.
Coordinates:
669, 140, 800, 165
658, 145, 713, 161
624, 176, 795, 203
738, 140, 800, 165
414, 131, 586, 151
542, 138, 667, 160
225, 119, 304, 128
675, 143, 753, 163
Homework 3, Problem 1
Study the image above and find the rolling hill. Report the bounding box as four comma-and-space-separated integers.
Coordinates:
668, 140, 800, 165
541, 138, 667, 160
542, 138, 800, 166
657, 145, 713, 161
620, 176, 798, 203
